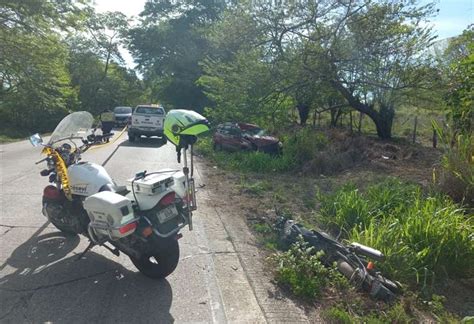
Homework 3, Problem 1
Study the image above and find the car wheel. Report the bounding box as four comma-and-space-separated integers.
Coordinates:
213, 142, 222, 151
128, 133, 135, 142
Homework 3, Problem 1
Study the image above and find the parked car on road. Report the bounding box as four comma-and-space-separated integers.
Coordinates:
128, 104, 166, 142
113, 106, 132, 127
212, 122, 282, 154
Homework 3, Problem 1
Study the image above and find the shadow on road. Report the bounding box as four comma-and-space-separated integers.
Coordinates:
119, 137, 167, 149
0, 231, 174, 323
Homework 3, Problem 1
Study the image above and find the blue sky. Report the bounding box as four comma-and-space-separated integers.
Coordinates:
421, 0, 473, 39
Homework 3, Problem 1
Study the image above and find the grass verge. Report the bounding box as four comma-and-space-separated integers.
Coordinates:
318, 178, 474, 287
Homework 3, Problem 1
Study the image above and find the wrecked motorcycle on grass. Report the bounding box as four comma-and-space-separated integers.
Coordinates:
29, 110, 209, 278
279, 219, 402, 302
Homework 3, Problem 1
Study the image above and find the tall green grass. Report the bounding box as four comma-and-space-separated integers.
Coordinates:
433, 122, 474, 205
319, 178, 474, 286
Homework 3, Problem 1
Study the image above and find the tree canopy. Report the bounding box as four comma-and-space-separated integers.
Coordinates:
0, 0, 143, 134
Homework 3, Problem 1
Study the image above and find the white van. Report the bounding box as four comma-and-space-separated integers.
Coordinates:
128, 105, 166, 142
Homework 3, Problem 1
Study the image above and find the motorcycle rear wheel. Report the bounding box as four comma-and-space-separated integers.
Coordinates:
50, 218, 79, 235
130, 238, 180, 279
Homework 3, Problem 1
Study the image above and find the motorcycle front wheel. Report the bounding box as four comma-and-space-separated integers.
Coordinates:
130, 238, 180, 279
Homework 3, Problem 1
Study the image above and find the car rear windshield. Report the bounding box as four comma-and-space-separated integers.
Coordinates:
114, 107, 132, 114
135, 107, 165, 115
243, 128, 266, 136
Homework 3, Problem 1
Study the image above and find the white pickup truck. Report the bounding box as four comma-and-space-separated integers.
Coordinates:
128, 105, 166, 142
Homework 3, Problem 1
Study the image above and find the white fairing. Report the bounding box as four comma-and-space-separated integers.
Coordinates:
68, 162, 114, 196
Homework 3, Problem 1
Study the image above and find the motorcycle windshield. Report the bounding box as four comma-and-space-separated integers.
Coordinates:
48, 111, 94, 146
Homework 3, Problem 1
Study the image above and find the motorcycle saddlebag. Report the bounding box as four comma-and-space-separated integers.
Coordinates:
84, 191, 137, 239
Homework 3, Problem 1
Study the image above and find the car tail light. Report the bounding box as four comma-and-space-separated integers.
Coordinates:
119, 222, 137, 234
43, 185, 61, 200
159, 192, 175, 207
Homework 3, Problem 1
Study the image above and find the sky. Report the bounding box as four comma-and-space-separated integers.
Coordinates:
94, 0, 474, 67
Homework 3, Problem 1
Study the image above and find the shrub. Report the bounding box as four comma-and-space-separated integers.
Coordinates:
322, 306, 353, 324
272, 237, 348, 299
318, 179, 474, 286
195, 135, 215, 157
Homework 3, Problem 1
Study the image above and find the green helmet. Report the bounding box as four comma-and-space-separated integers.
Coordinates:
164, 110, 210, 147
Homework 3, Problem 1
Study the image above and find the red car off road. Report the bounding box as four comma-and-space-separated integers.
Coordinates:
212, 122, 282, 154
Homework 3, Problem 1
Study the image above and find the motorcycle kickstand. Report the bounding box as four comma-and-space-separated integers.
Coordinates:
101, 242, 120, 257
76, 240, 96, 261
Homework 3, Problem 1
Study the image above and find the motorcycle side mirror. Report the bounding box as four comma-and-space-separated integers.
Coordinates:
29, 133, 43, 147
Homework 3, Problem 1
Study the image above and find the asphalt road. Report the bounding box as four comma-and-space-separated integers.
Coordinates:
0, 133, 267, 323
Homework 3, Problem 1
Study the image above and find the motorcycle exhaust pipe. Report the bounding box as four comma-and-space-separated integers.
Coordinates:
337, 260, 355, 279
350, 242, 385, 261
337, 260, 364, 284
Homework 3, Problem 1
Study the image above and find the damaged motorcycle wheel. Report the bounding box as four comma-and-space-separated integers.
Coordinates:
130, 239, 180, 279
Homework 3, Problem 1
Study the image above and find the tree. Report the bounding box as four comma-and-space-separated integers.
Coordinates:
0, 0, 85, 133
68, 38, 145, 115
199, 49, 293, 127
82, 10, 129, 80
305, 1, 433, 138
66, 9, 137, 113
128, 0, 225, 112
442, 26, 474, 135
247, 0, 436, 138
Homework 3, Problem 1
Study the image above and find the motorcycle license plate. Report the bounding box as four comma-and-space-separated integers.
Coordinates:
157, 205, 178, 223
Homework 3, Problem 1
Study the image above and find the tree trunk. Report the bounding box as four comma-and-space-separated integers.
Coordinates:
330, 107, 342, 127
358, 112, 363, 134
432, 128, 437, 148
376, 103, 394, 139
412, 116, 418, 144
297, 103, 310, 126
330, 80, 395, 139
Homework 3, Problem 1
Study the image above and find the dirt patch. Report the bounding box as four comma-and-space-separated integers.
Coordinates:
301, 131, 441, 185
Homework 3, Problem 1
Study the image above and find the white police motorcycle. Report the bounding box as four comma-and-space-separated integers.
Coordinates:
30, 110, 209, 278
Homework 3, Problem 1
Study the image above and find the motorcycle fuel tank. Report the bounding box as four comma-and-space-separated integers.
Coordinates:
68, 162, 114, 196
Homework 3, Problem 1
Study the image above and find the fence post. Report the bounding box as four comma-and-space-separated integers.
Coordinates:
432, 128, 438, 148
349, 111, 353, 134
412, 116, 418, 144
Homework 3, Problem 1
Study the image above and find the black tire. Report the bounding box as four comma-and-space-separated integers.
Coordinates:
213, 142, 222, 151
377, 274, 402, 294
131, 238, 180, 279
49, 218, 79, 236
161, 136, 167, 144
128, 133, 135, 142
